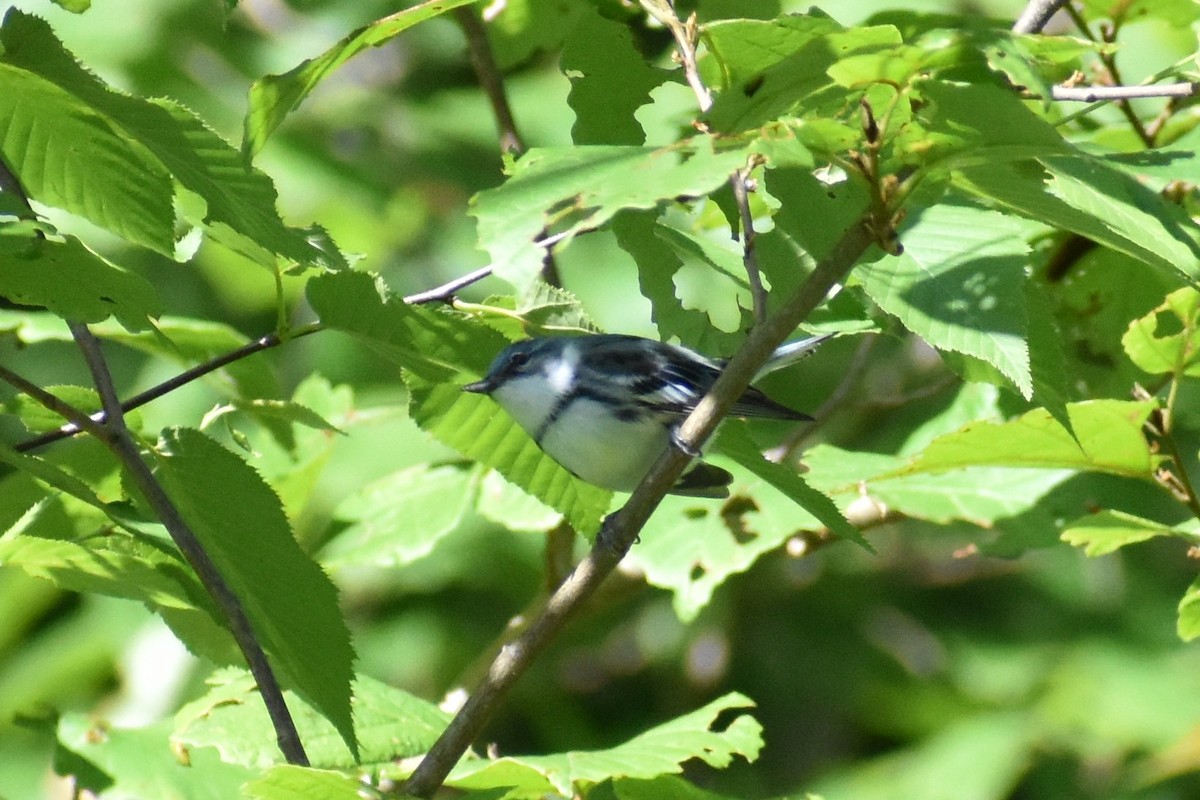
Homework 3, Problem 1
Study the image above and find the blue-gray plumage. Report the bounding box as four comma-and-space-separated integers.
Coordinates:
462, 333, 830, 497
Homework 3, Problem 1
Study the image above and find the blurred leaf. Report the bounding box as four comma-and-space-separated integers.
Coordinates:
1180, 576, 1200, 641
1061, 509, 1199, 556
447, 693, 762, 796
562, 4, 667, 145
174, 669, 449, 770
612, 775, 746, 800
153, 428, 358, 758
242, 765, 363, 800
321, 463, 476, 570
1, 10, 342, 271
1122, 286, 1200, 377
244, 0, 481, 156
813, 712, 1036, 800
476, 469, 562, 532
805, 444, 1075, 527
55, 714, 256, 800
471, 137, 748, 287
858, 203, 1033, 397
629, 477, 823, 620
230, 399, 342, 434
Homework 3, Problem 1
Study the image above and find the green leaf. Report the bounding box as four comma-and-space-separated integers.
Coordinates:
1061, 510, 1200, 556
703, 20, 900, 132
174, 668, 450, 770
153, 428, 358, 758
812, 712, 1036, 800
958, 154, 1200, 283
612, 775, 745, 800
1, 10, 342, 270
562, 4, 668, 145
55, 714, 256, 800
857, 203, 1033, 397
4, 384, 101, 434
1179, 575, 1200, 641
447, 693, 762, 796
804, 444, 1075, 527
307, 271, 613, 535
244, 0, 481, 156
471, 137, 749, 287
715, 422, 864, 547
242, 766, 364, 800
1122, 286, 1200, 377
0, 529, 238, 664
321, 464, 476, 570
894, 400, 1162, 479
903, 80, 1069, 168
0, 235, 161, 331
1024, 277, 1074, 433
0, 59, 173, 254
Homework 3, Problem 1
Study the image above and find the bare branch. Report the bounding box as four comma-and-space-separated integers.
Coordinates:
1048, 82, 1197, 103
1012, 0, 1071, 34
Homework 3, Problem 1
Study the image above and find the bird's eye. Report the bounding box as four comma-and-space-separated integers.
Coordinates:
507, 350, 530, 370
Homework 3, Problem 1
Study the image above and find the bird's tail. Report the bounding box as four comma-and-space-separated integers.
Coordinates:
755, 333, 836, 379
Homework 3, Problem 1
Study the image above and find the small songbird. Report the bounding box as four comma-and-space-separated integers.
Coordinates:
462, 333, 831, 497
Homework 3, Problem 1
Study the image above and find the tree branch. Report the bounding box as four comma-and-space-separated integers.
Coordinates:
16, 266, 500, 453
68, 321, 312, 765
1048, 82, 1197, 103
454, 6, 562, 288
402, 213, 881, 798
1012, 0, 1070, 34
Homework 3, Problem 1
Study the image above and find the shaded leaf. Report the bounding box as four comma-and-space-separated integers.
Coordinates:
154, 428, 357, 758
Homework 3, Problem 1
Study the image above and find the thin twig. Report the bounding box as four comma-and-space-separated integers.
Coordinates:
402, 213, 882, 798
1048, 82, 1196, 103
0, 365, 106, 439
17, 266, 500, 453
769, 333, 877, 462
454, 5, 562, 287
69, 321, 312, 765
454, 6, 524, 155
402, 265, 494, 305
639, 0, 767, 323
1012, 0, 1071, 34
15, 325, 322, 453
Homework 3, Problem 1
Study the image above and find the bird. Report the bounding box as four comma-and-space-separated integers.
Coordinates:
462, 333, 831, 497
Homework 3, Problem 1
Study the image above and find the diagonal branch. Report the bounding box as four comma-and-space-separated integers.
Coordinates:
1012, 0, 1070, 34
402, 212, 881, 798
69, 321, 312, 766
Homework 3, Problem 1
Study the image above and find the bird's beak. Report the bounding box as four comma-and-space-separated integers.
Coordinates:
462, 377, 495, 394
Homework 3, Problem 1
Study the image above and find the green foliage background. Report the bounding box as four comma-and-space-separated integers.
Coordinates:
2, 0, 1200, 798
